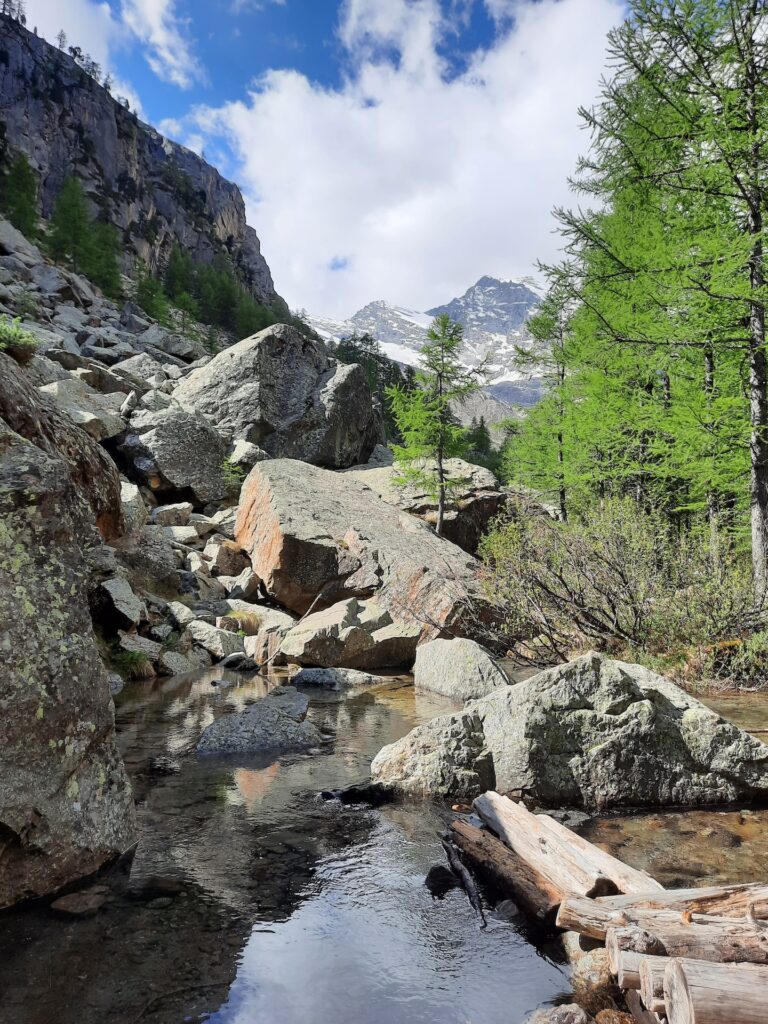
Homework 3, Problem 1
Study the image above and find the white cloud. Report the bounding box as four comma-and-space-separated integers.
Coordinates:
120, 0, 205, 89
183, 0, 623, 318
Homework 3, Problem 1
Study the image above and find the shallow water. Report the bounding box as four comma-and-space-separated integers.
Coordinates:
0, 670, 569, 1024
580, 692, 768, 888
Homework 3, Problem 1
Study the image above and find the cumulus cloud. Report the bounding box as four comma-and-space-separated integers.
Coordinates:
181, 0, 622, 318
120, 0, 205, 89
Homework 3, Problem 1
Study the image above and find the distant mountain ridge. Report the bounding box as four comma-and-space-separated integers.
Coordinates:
307, 275, 544, 407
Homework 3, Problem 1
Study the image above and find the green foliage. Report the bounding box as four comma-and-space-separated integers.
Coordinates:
481, 498, 762, 681
0, 151, 36, 236
223, 609, 262, 635
135, 264, 171, 324
13, 287, 38, 319
112, 648, 154, 680
0, 316, 37, 364
47, 176, 121, 297
387, 314, 482, 533
222, 457, 246, 490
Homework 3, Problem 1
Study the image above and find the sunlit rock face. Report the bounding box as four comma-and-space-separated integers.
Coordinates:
0, 16, 278, 305
0, 368, 135, 908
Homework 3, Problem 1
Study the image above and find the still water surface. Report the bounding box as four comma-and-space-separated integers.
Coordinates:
0, 670, 569, 1024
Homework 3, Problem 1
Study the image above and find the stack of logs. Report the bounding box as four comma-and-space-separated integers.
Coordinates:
451, 791, 768, 1024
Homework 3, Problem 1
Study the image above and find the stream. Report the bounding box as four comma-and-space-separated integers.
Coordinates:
2, 671, 767, 1024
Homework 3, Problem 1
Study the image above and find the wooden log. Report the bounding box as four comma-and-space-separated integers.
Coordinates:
473, 792, 662, 898
626, 989, 664, 1024
450, 819, 562, 921
607, 926, 666, 973
613, 950, 668, 993
605, 910, 768, 965
664, 957, 768, 1024
638, 956, 668, 1015
441, 838, 486, 927
557, 884, 768, 939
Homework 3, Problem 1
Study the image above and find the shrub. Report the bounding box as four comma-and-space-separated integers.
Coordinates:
112, 648, 154, 680
0, 316, 38, 364
481, 497, 763, 677
222, 457, 247, 491
223, 610, 262, 636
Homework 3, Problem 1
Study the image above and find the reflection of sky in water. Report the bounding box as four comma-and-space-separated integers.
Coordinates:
207, 813, 567, 1024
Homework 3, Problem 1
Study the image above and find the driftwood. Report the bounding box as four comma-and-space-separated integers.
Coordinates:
626, 989, 664, 1024
441, 837, 486, 928
557, 883, 768, 939
612, 950, 668, 993
473, 792, 662, 898
664, 957, 768, 1024
450, 819, 562, 922
638, 956, 667, 1015
605, 910, 768, 965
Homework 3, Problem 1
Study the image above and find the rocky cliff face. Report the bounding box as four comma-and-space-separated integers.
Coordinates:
0, 15, 279, 304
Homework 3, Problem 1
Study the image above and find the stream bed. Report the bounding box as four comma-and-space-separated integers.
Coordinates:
0, 670, 569, 1024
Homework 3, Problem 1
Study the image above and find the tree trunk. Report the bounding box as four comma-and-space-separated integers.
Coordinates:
436, 455, 445, 537
704, 343, 720, 565
604, 911, 768, 965
556, 884, 768, 941
664, 957, 768, 1024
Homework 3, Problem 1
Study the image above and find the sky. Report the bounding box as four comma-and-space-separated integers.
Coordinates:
24, 0, 625, 318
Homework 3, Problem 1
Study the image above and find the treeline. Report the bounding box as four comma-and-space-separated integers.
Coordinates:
489, 0, 768, 683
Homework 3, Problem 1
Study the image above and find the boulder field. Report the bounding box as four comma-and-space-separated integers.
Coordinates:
371, 651, 768, 808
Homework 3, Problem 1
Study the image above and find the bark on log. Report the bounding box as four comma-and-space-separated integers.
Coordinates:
664, 957, 768, 1024
557, 884, 768, 940
638, 956, 667, 1015
473, 792, 662, 898
605, 911, 768, 965
626, 989, 664, 1024
607, 927, 667, 973
450, 819, 562, 922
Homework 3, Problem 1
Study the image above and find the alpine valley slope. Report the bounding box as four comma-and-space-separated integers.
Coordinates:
308, 275, 545, 408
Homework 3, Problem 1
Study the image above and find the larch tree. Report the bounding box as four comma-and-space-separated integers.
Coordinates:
387, 313, 482, 536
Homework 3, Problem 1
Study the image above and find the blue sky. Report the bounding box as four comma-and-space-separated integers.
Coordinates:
26, 0, 624, 316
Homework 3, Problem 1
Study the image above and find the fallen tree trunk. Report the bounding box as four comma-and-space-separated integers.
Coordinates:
612, 950, 668, 993
557, 884, 768, 939
450, 819, 562, 922
626, 989, 664, 1024
664, 957, 768, 1024
441, 837, 486, 928
605, 911, 768, 965
473, 792, 662, 898
638, 956, 668, 1015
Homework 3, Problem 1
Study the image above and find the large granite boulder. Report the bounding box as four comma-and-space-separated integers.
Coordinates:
37, 377, 125, 441
118, 406, 230, 506
0, 419, 135, 908
0, 352, 123, 539
235, 459, 495, 641
279, 597, 420, 670
196, 687, 322, 755
414, 637, 510, 702
343, 447, 506, 553
371, 652, 768, 807
174, 324, 380, 468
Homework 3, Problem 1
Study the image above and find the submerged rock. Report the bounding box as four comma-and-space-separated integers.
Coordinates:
292, 667, 391, 689
414, 637, 510, 702
371, 652, 768, 807
174, 324, 380, 467
196, 687, 322, 755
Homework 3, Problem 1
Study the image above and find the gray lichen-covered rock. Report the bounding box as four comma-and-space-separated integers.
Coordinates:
525, 1007, 595, 1024
371, 653, 768, 807
118, 406, 230, 505
185, 620, 245, 660
414, 638, 510, 702
0, 418, 135, 908
174, 324, 380, 468
38, 377, 125, 441
292, 667, 391, 690
280, 597, 420, 670
196, 687, 322, 755
235, 459, 496, 641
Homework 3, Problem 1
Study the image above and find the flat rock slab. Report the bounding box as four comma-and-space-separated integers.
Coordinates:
196, 686, 322, 755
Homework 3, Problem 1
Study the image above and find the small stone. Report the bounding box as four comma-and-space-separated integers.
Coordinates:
164, 525, 200, 546
50, 890, 108, 918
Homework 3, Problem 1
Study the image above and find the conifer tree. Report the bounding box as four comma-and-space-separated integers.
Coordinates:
0, 152, 37, 237
388, 314, 481, 536
48, 176, 92, 273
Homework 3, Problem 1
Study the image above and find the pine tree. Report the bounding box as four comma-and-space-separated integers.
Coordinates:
387, 314, 482, 536
0, 152, 37, 237
56, 29, 66, 49
48, 177, 93, 273
82, 222, 121, 298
